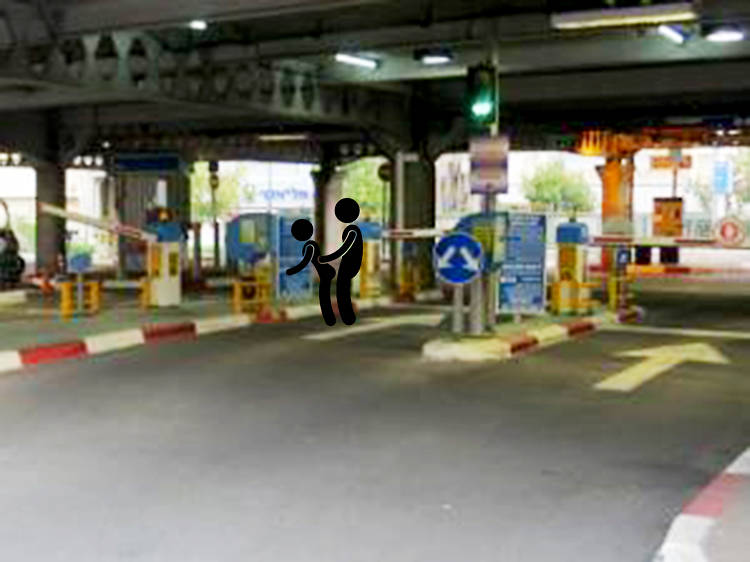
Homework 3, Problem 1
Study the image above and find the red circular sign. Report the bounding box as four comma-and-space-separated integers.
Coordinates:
716, 216, 747, 247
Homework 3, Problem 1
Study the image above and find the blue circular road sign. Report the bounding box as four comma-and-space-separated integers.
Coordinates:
434, 232, 484, 285
68, 253, 92, 274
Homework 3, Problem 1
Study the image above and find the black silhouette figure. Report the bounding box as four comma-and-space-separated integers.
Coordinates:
286, 219, 336, 326
320, 198, 363, 326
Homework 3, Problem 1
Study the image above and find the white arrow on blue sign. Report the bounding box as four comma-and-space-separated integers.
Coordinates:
434, 233, 484, 285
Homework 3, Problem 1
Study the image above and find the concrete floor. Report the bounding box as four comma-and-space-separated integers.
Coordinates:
0, 297, 748, 561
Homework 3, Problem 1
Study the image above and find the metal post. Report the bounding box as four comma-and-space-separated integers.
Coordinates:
469, 277, 484, 335
212, 194, 220, 270
394, 151, 405, 294
192, 222, 201, 282
76, 273, 84, 314
452, 284, 464, 335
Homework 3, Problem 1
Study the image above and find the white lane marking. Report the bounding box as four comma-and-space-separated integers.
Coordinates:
303, 314, 443, 341
0, 351, 22, 373
594, 342, 730, 393
726, 448, 750, 476
602, 323, 750, 340
84, 329, 145, 355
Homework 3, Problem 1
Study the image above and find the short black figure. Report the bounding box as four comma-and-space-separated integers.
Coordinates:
320, 198, 363, 326
286, 219, 336, 326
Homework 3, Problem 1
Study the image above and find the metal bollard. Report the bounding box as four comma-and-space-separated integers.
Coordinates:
87, 281, 101, 314
60, 281, 74, 320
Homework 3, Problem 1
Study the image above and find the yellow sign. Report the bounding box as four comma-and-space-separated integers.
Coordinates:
653, 198, 683, 237
558, 245, 578, 282
169, 252, 179, 277
149, 245, 161, 277
651, 155, 692, 170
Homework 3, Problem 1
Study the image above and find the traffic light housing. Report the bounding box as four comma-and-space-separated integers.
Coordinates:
467, 64, 497, 126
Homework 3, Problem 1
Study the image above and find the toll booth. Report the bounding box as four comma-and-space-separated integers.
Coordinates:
112, 153, 190, 275
145, 217, 184, 307
226, 212, 313, 305
551, 219, 596, 315
357, 221, 383, 299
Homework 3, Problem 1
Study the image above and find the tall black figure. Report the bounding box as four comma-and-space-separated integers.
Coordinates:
320, 198, 363, 326
286, 219, 336, 326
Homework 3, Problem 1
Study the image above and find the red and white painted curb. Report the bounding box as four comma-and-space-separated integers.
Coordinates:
0, 292, 443, 375
422, 308, 643, 362
653, 448, 750, 562
0, 314, 252, 375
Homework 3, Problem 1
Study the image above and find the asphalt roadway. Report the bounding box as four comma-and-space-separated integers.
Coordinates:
0, 292, 748, 561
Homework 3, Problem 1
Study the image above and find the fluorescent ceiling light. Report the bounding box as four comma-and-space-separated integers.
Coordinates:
334, 53, 378, 70
415, 48, 453, 66
422, 54, 452, 65
658, 24, 686, 44
551, 2, 696, 30
189, 20, 208, 31
706, 27, 745, 43
257, 134, 309, 142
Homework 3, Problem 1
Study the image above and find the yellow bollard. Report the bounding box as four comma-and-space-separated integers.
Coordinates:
87, 281, 101, 314
60, 281, 74, 319
232, 279, 243, 314
140, 277, 151, 309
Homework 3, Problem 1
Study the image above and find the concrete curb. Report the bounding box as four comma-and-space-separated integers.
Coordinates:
0, 314, 252, 376
653, 448, 750, 562
422, 308, 643, 362
0, 291, 445, 375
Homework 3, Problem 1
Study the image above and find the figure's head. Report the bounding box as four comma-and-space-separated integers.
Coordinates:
291, 218, 314, 241
335, 198, 360, 224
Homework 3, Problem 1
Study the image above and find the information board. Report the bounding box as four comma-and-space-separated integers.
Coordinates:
653, 198, 683, 237
500, 213, 547, 315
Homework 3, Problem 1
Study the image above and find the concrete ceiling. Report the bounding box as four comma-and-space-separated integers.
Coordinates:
4, 0, 750, 158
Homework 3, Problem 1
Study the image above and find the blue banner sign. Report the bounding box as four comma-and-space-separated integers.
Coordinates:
500, 213, 547, 315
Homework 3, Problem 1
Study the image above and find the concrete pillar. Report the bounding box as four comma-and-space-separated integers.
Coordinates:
391, 153, 435, 293
598, 155, 635, 270
598, 156, 634, 236
311, 158, 343, 254
35, 163, 66, 275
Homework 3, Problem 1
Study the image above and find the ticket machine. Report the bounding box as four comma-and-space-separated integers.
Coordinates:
145, 210, 184, 307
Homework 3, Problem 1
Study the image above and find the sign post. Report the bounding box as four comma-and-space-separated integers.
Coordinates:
209, 160, 220, 269
434, 233, 484, 336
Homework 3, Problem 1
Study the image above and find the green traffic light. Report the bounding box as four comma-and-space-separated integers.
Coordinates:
471, 99, 493, 118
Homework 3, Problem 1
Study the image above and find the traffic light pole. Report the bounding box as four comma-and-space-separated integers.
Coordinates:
482, 59, 501, 332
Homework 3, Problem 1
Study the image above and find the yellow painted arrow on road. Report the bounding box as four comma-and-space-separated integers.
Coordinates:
594, 343, 730, 393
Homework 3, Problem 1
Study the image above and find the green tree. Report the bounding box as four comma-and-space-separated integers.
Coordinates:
190, 162, 254, 222
340, 157, 388, 222
687, 177, 714, 215
522, 160, 595, 212
12, 217, 36, 254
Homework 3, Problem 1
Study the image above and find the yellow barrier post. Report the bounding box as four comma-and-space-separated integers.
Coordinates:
60, 281, 74, 319
232, 278, 243, 314
140, 277, 150, 309
87, 281, 101, 314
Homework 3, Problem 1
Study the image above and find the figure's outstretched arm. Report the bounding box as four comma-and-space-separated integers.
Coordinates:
319, 230, 356, 263
286, 245, 314, 275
